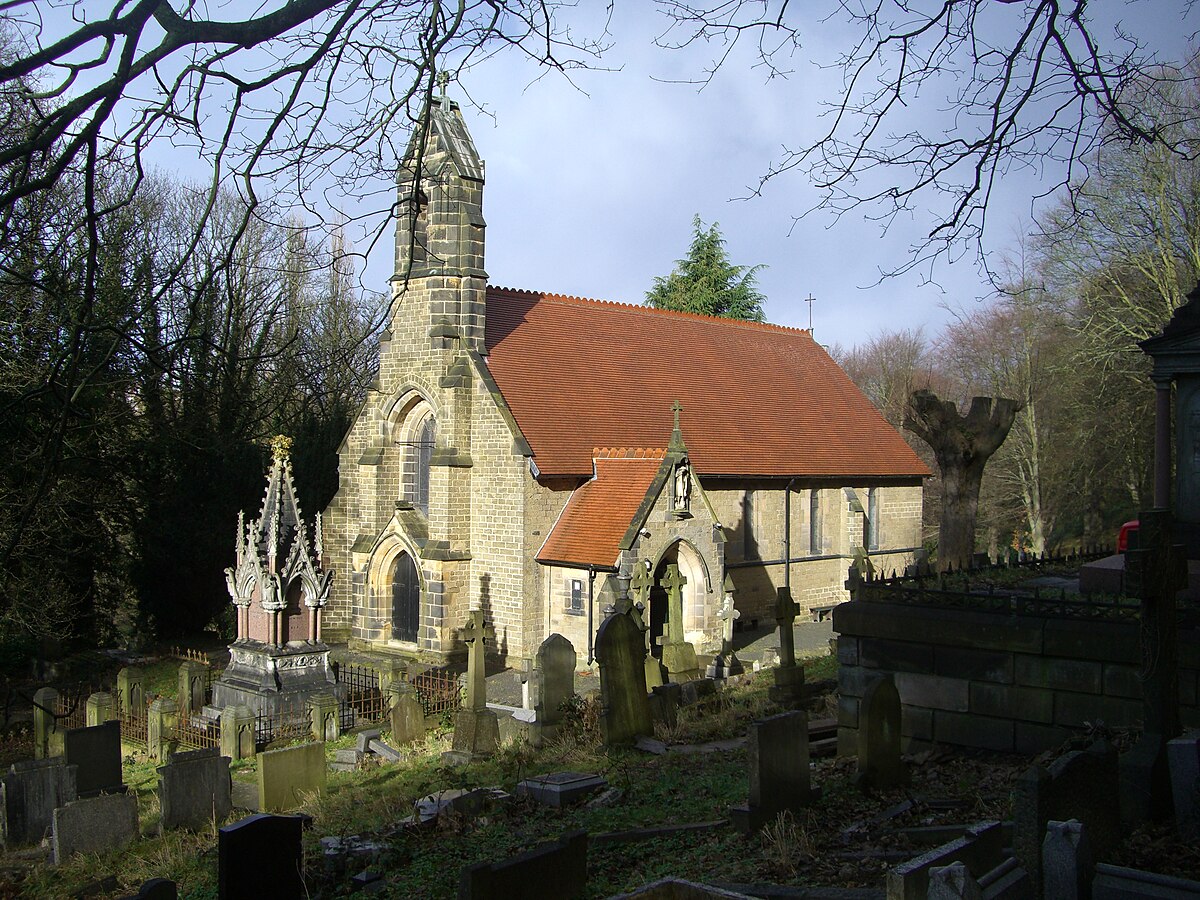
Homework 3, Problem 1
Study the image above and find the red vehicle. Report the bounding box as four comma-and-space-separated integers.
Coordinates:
1117, 520, 1140, 553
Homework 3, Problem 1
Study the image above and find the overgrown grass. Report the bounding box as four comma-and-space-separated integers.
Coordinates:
12, 666, 856, 899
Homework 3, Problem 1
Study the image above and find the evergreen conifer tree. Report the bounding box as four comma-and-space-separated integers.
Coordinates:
646, 215, 766, 321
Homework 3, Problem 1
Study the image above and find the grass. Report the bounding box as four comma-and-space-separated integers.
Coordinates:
9, 652, 858, 899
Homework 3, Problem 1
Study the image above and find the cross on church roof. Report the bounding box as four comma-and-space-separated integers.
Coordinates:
436, 70, 450, 97
671, 399, 683, 430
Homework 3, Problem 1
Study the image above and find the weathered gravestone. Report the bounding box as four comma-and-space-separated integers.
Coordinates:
729, 710, 816, 833
1042, 819, 1093, 900
927, 861, 982, 900
887, 821, 1006, 900
64, 720, 124, 797
1013, 740, 1120, 898
657, 564, 700, 683
0, 757, 77, 847
515, 772, 607, 808
257, 741, 326, 813
1168, 733, 1200, 840
388, 681, 426, 746
51, 791, 139, 863
158, 747, 232, 832
629, 563, 665, 690
32, 686, 61, 759
856, 674, 907, 792
768, 588, 806, 707
458, 829, 587, 900
445, 610, 500, 764
218, 813, 304, 900
595, 610, 653, 746
534, 633, 576, 740
706, 584, 744, 680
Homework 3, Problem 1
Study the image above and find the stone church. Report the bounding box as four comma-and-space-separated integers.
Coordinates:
322, 96, 929, 666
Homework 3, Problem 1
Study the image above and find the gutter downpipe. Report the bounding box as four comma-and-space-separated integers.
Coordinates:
587, 565, 597, 665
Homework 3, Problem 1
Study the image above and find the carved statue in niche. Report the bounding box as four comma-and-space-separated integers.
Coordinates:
673, 460, 691, 512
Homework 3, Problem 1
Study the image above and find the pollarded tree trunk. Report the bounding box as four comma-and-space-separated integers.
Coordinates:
904, 390, 1022, 572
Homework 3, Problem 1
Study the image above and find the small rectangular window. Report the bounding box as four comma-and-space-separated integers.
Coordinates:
568, 579, 583, 615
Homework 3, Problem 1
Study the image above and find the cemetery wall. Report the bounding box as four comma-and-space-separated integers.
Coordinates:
834, 598, 1200, 755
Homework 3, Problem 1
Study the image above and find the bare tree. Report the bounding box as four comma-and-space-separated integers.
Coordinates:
655, 0, 1198, 276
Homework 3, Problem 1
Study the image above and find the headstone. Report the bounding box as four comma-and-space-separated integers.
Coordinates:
178, 660, 208, 714
32, 686, 60, 759
1042, 819, 1093, 900
257, 741, 326, 812
656, 564, 700, 682
51, 791, 139, 863
594, 610, 653, 746
515, 772, 607, 808
446, 610, 500, 763
768, 588, 805, 707
649, 683, 682, 729
927, 861, 982, 900
148, 697, 179, 762
729, 710, 815, 833
1013, 740, 1120, 896
220, 705, 256, 761
630, 564, 665, 689
1168, 734, 1200, 840
86, 692, 114, 727
158, 747, 233, 832
705, 586, 744, 679
534, 633, 576, 734
308, 693, 340, 743
218, 813, 304, 900
119, 878, 178, 900
355, 728, 381, 754
458, 829, 587, 899
0, 757, 77, 847
1121, 509, 1186, 824
856, 674, 906, 792
64, 721, 124, 797
388, 681, 426, 746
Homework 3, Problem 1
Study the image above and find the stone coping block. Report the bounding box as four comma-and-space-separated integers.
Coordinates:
1092, 863, 1200, 899
515, 772, 607, 808
51, 791, 139, 864
885, 821, 1004, 900
257, 742, 326, 813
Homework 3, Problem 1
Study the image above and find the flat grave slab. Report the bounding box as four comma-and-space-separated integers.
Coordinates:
516, 772, 608, 808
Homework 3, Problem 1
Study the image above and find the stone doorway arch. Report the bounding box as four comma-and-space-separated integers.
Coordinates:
649, 540, 708, 655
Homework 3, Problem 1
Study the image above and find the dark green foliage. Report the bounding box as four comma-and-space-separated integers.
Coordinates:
646, 215, 767, 321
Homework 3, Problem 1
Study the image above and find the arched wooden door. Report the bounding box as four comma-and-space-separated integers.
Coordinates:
390, 552, 420, 643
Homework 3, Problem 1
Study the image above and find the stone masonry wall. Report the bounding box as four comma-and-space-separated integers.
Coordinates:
706, 483, 923, 625
833, 599, 1200, 756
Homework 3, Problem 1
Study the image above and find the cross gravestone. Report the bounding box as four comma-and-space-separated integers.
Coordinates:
629, 563, 664, 690
768, 587, 806, 707
445, 609, 500, 763
51, 791, 139, 863
218, 813, 304, 900
1121, 509, 1186, 824
706, 584, 743, 679
730, 710, 816, 832
0, 758, 77, 847
158, 747, 232, 832
534, 633, 576, 739
64, 720, 124, 798
594, 609, 653, 746
856, 674, 906, 792
656, 565, 700, 683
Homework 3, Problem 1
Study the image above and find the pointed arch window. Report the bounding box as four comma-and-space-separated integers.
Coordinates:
400, 411, 436, 516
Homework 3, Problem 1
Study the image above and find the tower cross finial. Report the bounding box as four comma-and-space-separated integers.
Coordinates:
436, 70, 450, 97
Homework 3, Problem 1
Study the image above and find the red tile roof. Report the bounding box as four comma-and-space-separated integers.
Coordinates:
484, 287, 931, 479
536, 449, 667, 568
